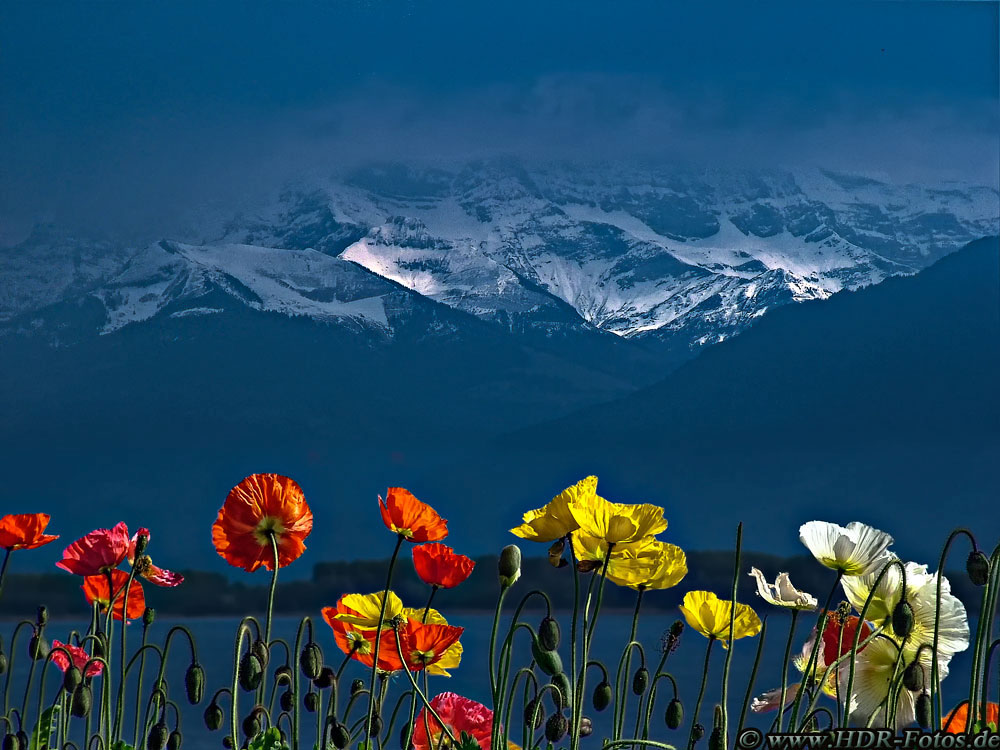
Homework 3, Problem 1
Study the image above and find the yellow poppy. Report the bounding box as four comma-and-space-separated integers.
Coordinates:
402, 606, 462, 677
679, 591, 762, 647
568, 492, 667, 545
509, 476, 590, 542
331, 591, 404, 628
606, 541, 688, 591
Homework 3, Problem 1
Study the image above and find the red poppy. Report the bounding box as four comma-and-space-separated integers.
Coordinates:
57, 522, 131, 576
378, 488, 448, 542
127, 528, 183, 587
412, 692, 496, 750
412, 543, 475, 589
943, 701, 1000, 732
821, 612, 871, 666
82, 569, 146, 621
50, 640, 103, 677
212, 474, 313, 572
340, 619, 464, 673
0, 513, 59, 551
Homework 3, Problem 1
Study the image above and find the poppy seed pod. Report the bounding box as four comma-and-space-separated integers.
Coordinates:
666, 698, 683, 729
238, 653, 263, 692
550, 672, 572, 710
304, 691, 319, 713
185, 662, 206, 705
579, 717, 593, 738
167, 731, 182, 750
902, 659, 924, 692
204, 703, 224, 731
593, 680, 612, 711
71, 684, 93, 718
36, 607, 48, 627
148, 722, 169, 750
892, 600, 915, 640
524, 697, 545, 729
143, 608, 157, 627
967, 550, 991, 586
28, 633, 49, 661
499, 544, 522, 589
632, 666, 649, 695
531, 638, 562, 676
329, 722, 350, 750
279, 690, 294, 713
544, 713, 568, 742
313, 666, 335, 690
916, 692, 932, 729
539, 616, 561, 651
63, 665, 83, 693
299, 643, 322, 680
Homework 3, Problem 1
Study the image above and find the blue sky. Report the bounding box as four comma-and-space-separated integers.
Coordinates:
1, 1, 997, 241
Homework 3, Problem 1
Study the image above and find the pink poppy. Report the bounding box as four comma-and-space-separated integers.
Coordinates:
56, 522, 131, 576
50, 640, 103, 677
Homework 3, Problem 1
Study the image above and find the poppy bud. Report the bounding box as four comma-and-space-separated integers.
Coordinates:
544, 713, 568, 742
14, 734, 26, 750
92, 637, 106, 660
531, 637, 562, 676
499, 544, 522, 589
968, 550, 991, 586
185, 662, 206, 705
280, 690, 294, 713
299, 643, 322, 680
666, 698, 683, 729
0, 648, 7, 676
902, 659, 923, 692
367, 716, 382, 737
167, 731, 182, 750
252, 640, 269, 669
709, 727, 725, 750
238, 654, 263, 692
892, 600, 914, 640
63, 666, 83, 693
28, 633, 49, 661
539, 616, 561, 651
3, 733, 18, 750
593, 680, 612, 711
632, 666, 649, 695
71, 684, 93, 718
134, 533, 149, 557
691, 723, 706, 742
398, 721, 412, 750
204, 703, 224, 731
579, 717, 593, 738
916, 691, 932, 729
274, 665, 292, 684
524, 697, 545, 729
221, 737, 233, 749
350, 678, 365, 696
143, 608, 157, 627
329, 722, 350, 749
36, 607, 48, 627
313, 666, 334, 690
241, 714, 259, 739
304, 691, 319, 713
550, 672, 572, 710
148, 722, 169, 750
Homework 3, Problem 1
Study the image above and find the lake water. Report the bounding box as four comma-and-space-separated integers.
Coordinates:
1, 613, 978, 749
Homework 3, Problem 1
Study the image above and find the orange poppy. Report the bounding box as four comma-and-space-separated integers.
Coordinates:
212, 474, 313, 572
0, 513, 59, 551
412, 543, 475, 589
366, 620, 464, 672
943, 701, 1000, 732
322, 601, 377, 662
82, 569, 146, 621
378, 488, 447, 542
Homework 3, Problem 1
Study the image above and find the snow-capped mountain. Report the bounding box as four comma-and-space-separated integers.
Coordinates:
2, 160, 997, 357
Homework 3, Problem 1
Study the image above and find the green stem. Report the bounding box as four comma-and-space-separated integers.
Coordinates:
788, 570, 843, 730
614, 588, 645, 739
719, 522, 744, 743
364, 534, 405, 739
737, 616, 768, 739
776, 611, 799, 732
0, 548, 11, 603
687, 638, 716, 750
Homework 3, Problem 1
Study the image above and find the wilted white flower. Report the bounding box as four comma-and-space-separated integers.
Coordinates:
799, 521, 894, 576
750, 684, 801, 713
749, 568, 818, 610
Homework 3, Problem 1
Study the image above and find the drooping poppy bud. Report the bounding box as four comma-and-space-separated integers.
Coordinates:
2, 733, 18, 750
63, 666, 83, 693
539, 616, 561, 651
329, 722, 350, 749
544, 713, 568, 742
14, 734, 26, 750
36, 607, 48, 627
313, 666, 334, 690
274, 665, 292, 684
299, 643, 322, 680
531, 637, 562, 676
968, 550, 991, 587
147, 722, 169, 750
902, 659, 924, 692
0, 645, 7, 675
666, 698, 684, 729
71, 684, 93, 718
280, 690, 294, 713
632, 666, 649, 695
398, 721, 412, 750
185, 662, 206, 705
304, 691, 319, 713
28, 633, 49, 661
524, 697, 545, 729
550, 672, 572, 710
204, 702, 224, 731
237, 653, 263, 692
350, 678, 365, 696
499, 544, 522, 589
252, 640, 269, 669
167, 731, 182, 750
593, 680, 612, 711
241, 714, 259, 739
367, 716, 382, 737
222, 736, 233, 749
892, 600, 914, 640
916, 692, 932, 729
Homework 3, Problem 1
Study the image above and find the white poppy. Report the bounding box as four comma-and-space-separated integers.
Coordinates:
840, 557, 932, 623
750, 684, 801, 713
749, 568, 818, 610
799, 521, 894, 576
